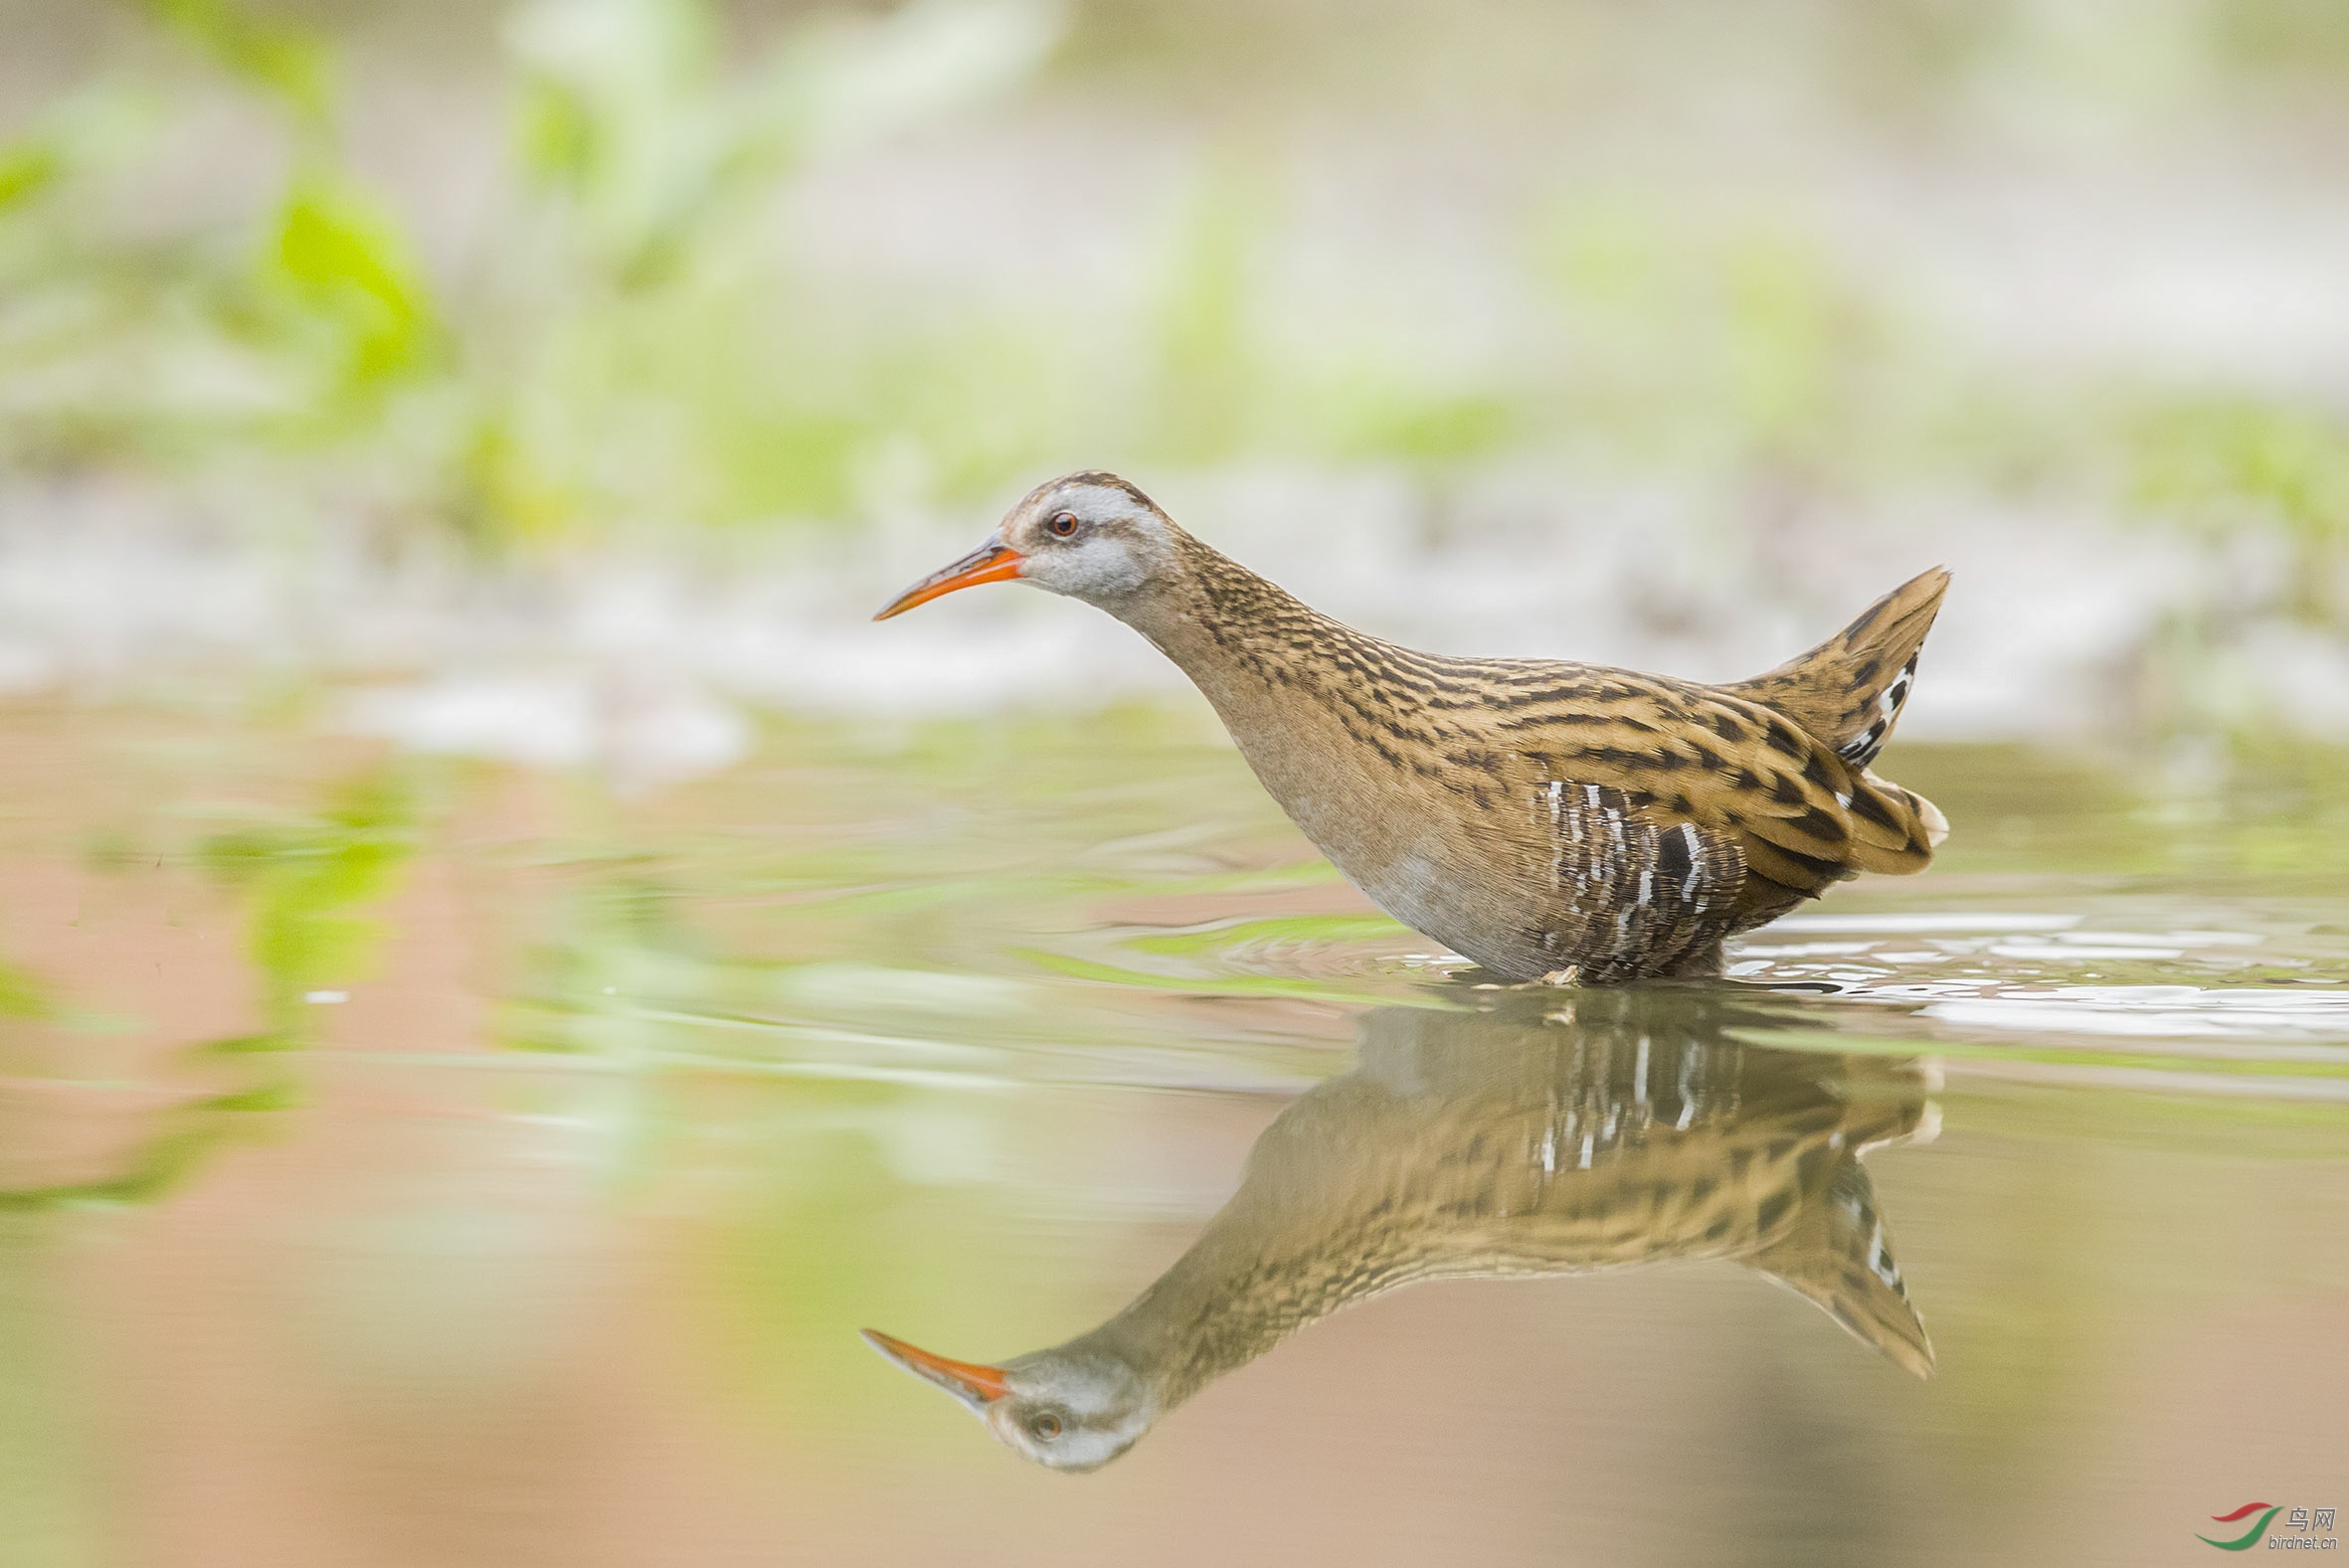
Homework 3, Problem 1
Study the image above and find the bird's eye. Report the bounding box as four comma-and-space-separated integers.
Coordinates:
1030, 1412, 1063, 1441
1048, 512, 1079, 538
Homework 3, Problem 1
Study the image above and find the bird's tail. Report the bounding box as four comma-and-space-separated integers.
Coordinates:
1752, 1159, 1936, 1379
1719, 567, 1949, 774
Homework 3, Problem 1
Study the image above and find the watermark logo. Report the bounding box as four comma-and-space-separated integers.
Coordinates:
2200, 1504, 2337, 1552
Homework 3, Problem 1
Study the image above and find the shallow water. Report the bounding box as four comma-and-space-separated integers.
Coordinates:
2, 700, 2344, 1566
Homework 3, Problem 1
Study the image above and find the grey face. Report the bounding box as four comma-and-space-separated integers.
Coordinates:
976, 1348, 1157, 1474
872, 470, 1183, 622
994, 473, 1181, 609
861, 1329, 1157, 1474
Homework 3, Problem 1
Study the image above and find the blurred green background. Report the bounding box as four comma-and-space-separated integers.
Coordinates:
5, 0, 2349, 748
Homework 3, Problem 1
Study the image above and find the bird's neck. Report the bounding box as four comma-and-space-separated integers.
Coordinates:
1046, 1074, 1456, 1416
1112, 536, 1432, 867
1061, 1187, 1381, 1414
1114, 534, 1370, 707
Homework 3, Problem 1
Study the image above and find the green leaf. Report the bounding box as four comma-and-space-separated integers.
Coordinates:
0, 139, 61, 214
269, 174, 440, 388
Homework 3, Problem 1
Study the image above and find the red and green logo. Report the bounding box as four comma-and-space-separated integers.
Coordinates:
2201, 1503, 2281, 1551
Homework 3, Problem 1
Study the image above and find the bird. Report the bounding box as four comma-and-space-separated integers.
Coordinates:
862, 986, 1938, 1473
876, 472, 1949, 983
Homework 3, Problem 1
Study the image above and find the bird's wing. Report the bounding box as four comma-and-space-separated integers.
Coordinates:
1472, 670, 1940, 924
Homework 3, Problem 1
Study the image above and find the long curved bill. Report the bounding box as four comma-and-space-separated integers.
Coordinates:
860, 1328, 1012, 1411
873, 542, 1026, 620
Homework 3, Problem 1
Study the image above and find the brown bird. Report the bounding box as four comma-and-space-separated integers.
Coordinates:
877, 472, 1949, 983
863, 988, 1938, 1473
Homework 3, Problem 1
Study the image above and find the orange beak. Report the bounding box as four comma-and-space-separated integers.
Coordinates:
873, 542, 1027, 620
860, 1328, 1014, 1410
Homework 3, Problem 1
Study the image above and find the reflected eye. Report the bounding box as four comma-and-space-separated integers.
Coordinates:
1048, 512, 1079, 538
1030, 1412, 1062, 1441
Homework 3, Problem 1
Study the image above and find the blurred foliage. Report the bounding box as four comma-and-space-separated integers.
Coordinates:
1532, 206, 1894, 479
200, 767, 419, 1034
132, 0, 336, 130
2132, 398, 2349, 615
0, 1211, 101, 1568
0, 0, 1073, 532
2210, 0, 2349, 85
0, 0, 2344, 624
268, 175, 443, 396
0, 766, 417, 1213
0, 958, 55, 1022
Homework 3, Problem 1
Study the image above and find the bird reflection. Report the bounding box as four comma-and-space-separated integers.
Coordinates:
865, 986, 1938, 1473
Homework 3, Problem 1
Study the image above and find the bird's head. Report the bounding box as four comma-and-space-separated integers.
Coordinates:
873, 471, 1183, 620
859, 1327, 1156, 1473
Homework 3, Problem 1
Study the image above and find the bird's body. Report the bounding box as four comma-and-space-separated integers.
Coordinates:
879, 473, 1949, 982
864, 990, 1939, 1471
1090, 996, 1938, 1413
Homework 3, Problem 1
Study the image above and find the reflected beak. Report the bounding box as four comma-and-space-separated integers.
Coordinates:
860, 1329, 1014, 1410
872, 541, 1027, 620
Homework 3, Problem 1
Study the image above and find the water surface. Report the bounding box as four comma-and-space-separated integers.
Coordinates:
2, 701, 2344, 1566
